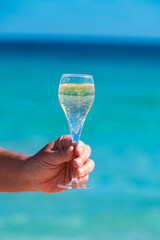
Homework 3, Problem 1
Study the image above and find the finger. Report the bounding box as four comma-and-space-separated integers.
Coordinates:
55, 135, 73, 150
77, 159, 95, 178
73, 157, 83, 168
75, 143, 91, 158
75, 141, 85, 157
47, 135, 74, 151
46, 146, 74, 165
79, 174, 89, 183
73, 145, 91, 168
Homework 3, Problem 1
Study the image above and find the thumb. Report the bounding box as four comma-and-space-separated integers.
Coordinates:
53, 146, 74, 164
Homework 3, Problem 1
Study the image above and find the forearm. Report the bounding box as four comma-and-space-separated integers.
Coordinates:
0, 148, 35, 192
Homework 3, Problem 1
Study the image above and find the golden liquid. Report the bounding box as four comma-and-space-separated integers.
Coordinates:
59, 84, 95, 134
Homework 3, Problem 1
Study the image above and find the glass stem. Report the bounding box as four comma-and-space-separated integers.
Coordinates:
70, 127, 82, 184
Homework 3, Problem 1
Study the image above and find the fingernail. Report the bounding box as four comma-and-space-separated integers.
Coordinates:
79, 167, 84, 175
77, 145, 83, 153
77, 158, 82, 166
67, 146, 74, 153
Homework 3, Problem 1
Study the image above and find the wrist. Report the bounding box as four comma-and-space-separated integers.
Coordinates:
18, 157, 38, 192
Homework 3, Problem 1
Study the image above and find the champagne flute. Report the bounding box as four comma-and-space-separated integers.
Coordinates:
57, 74, 95, 189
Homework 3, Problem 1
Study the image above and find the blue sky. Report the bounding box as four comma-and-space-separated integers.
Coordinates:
0, 0, 160, 39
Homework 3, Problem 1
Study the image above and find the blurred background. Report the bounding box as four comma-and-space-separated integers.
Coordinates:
0, 0, 160, 239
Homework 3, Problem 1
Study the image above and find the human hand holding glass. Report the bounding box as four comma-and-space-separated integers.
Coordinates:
58, 74, 95, 189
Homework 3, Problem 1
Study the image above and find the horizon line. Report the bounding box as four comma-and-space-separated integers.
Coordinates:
1, 33, 160, 47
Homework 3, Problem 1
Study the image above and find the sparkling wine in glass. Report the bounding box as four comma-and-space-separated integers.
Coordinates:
58, 74, 95, 189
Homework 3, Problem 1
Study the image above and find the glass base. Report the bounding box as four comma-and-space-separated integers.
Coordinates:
57, 181, 91, 189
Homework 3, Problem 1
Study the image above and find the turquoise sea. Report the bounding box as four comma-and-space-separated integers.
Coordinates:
0, 40, 160, 240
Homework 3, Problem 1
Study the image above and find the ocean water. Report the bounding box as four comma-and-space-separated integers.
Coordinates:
0, 41, 160, 239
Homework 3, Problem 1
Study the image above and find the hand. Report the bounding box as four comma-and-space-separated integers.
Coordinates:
24, 135, 95, 193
